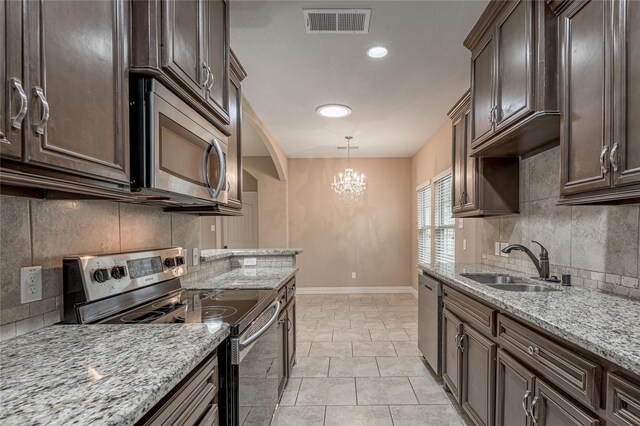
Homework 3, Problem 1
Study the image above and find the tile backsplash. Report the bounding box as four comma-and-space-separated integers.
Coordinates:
0, 196, 201, 340
481, 146, 640, 298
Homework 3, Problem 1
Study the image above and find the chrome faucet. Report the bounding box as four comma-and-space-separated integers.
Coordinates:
501, 241, 550, 279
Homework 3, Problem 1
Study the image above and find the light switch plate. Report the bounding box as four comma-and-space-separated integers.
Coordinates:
210, 225, 216, 232
458, 218, 464, 229
21, 266, 42, 304
500, 242, 509, 257
244, 257, 257, 266
494, 242, 500, 256
192, 248, 200, 266
352, 272, 357, 279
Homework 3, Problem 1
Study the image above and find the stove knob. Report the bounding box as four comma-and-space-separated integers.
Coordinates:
175, 256, 185, 266
93, 268, 110, 283
164, 257, 177, 268
111, 266, 127, 279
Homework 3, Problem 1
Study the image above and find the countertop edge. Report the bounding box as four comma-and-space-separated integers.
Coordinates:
200, 249, 303, 263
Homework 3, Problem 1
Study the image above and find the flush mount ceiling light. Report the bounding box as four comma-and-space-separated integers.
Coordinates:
316, 104, 352, 118
366, 46, 388, 58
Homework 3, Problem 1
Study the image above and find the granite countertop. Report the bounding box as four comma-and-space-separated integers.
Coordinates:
183, 267, 298, 291
419, 262, 640, 376
0, 323, 229, 426
200, 248, 303, 263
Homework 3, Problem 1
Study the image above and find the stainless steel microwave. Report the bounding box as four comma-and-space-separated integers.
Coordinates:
130, 78, 228, 205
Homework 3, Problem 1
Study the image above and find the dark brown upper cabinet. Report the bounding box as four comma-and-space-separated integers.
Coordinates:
1, 0, 131, 196
553, 0, 640, 204
465, 0, 559, 158
450, 91, 519, 217
130, 0, 230, 127
226, 50, 247, 210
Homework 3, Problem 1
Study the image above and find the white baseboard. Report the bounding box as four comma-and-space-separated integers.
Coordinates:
297, 286, 417, 297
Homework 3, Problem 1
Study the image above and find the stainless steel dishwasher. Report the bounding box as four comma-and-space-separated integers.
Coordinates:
418, 271, 443, 376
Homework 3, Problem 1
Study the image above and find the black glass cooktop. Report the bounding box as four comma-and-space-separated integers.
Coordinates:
180, 289, 276, 335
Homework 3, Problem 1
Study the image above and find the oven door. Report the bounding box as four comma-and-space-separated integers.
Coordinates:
231, 299, 280, 426
147, 82, 228, 205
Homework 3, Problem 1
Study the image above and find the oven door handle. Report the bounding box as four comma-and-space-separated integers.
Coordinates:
239, 300, 280, 350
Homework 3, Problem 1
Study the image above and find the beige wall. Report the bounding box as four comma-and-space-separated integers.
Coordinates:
410, 120, 483, 288
288, 158, 412, 288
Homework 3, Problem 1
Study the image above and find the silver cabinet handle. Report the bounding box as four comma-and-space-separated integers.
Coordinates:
202, 62, 210, 88
454, 332, 460, 349
600, 145, 610, 174
32, 87, 49, 135
458, 334, 466, 352
529, 396, 539, 425
610, 143, 620, 172
207, 65, 214, 91
210, 138, 226, 198
522, 390, 531, 417
527, 345, 539, 356
10, 78, 28, 130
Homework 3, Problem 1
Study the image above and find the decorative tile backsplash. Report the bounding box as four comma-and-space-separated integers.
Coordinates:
480, 146, 640, 299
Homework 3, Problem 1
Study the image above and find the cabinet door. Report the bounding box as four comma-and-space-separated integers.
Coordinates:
443, 308, 463, 403
461, 324, 497, 426
462, 108, 477, 210
471, 31, 495, 147
612, 0, 640, 187
494, 0, 534, 130
204, 0, 229, 120
1, 0, 24, 160
495, 349, 535, 426
286, 299, 296, 372
24, 0, 129, 185
559, 0, 613, 195
277, 310, 287, 395
533, 380, 600, 426
162, 0, 206, 99
226, 71, 242, 207
452, 110, 466, 213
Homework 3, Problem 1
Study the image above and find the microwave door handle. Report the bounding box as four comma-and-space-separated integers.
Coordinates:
210, 138, 226, 198
201, 141, 215, 197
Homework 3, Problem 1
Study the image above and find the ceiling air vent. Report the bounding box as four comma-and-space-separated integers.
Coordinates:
303, 9, 371, 34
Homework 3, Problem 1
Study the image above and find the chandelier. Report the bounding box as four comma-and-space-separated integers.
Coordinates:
332, 136, 366, 203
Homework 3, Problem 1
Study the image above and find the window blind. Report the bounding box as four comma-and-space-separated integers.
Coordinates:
417, 184, 431, 266
434, 174, 455, 265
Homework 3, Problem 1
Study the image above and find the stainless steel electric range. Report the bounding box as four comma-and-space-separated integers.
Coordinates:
63, 247, 281, 426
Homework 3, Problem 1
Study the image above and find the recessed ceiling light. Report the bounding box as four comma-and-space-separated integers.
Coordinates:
367, 46, 388, 59
316, 104, 352, 118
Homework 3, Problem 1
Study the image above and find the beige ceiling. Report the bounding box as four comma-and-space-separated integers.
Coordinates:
231, 1, 488, 158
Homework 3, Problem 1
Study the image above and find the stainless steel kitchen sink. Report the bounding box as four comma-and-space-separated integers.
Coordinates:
460, 273, 527, 284
486, 284, 560, 292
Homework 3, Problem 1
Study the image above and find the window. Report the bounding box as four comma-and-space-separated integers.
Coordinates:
434, 173, 455, 265
417, 183, 431, 266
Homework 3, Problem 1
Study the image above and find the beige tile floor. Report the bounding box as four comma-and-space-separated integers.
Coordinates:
272, 293, 469, 426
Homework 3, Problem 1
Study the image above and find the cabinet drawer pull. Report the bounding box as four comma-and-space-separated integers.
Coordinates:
529, 396, 539, 425
522, 390, 531, 417
10, 78, 28, 130
610, 143, 619, 172
32, 87, 49, 135
527, 345, 539, 356
600, 145, 610, 174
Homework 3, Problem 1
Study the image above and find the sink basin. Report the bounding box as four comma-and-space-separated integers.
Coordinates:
486, 284, 560, 292
460, 273, 527, 285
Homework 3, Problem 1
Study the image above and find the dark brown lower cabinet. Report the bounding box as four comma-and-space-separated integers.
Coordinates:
443, 308, 463, 402
496, 349, 536, 426
461, 325, 497, 426
534, 380, 600, 426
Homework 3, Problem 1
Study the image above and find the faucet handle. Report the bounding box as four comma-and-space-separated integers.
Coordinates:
531, 241, 548, 259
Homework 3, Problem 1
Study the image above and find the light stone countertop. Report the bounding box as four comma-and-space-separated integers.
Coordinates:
419, 262, 640, 376
200, 248, 303, 263
183, 267, 298, 291
0, 323, 229, 426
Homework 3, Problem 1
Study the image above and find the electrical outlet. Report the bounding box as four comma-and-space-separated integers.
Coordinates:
352, 272, 357, 279
458, 218, 464, 229
463, 239, 467, 250
210, 225, 216, 232
500, 242, 509, 257
494, 242, 500, 256
21, 266, 42, 304
192, 248, 200, 266
244, 257, 257, 266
